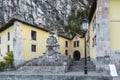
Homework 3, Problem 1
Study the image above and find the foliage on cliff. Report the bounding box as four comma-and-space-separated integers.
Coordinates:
61, 0, 92, 36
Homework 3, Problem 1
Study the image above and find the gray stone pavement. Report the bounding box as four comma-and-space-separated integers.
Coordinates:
0, 71, 119, 80
0, 71, 118, 76
0, 71, 107, 76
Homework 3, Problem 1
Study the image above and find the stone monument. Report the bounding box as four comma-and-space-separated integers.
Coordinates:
18, 30, 71, 73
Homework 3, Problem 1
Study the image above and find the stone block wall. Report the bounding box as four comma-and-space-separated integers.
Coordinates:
19, 66, 67, 73
96, 0, 120, 68
96, 0, 110, 58
0, 73, 113, 80
13, 21, 24, 67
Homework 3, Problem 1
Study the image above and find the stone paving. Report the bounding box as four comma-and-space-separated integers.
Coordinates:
0, 71, 115, 80
69, 61, 96, 72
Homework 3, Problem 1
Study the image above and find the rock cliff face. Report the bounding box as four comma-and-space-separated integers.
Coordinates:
0, 0, 81, 29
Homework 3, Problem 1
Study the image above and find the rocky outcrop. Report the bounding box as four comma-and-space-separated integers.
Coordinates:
0, 0, 81, 28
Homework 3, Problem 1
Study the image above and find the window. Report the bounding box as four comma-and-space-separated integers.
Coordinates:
0, 37, 1, 44
74, 41, 79, 47
92, 38, 94, 47
65, 50, 68, 56
0, 48, 2, 57
31, 30, 37, 40
77, 41, 79, 47
65, 41, 68, 47
98, 24, 100, 32
92, 16, 96, 32
31, 45, 36, 52
8, 32, 10, 41
7, 45, 10, 52
92, 35, 97, 47
74, 41, 76, 47
0, 48, 1, 56
95, 36, 96, 45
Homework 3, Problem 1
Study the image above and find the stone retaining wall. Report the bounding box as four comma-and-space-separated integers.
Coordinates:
0, 74, 112, 80
18, 66, 67, 73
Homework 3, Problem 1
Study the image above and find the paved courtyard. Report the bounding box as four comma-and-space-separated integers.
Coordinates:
0, 71, 119, 80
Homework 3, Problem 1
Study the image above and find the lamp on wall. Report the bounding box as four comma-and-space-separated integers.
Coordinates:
82, 18, 88, 74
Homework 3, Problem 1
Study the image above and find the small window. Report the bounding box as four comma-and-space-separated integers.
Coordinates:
7, 45, 10, 52
31, 30, 37, 40
65, 41, 68, 47
31, 45, 36, 52
0, 36, 1, 44
8, 32, 10, 41
95, 36, 96, 45
74, 41, 79, 48
92, 38, 94, 47
77, 41, 79, 47
0, 48, 2, 57
65, 50, 68, 56
0, 48, 1, 56
74, 41, 76, 47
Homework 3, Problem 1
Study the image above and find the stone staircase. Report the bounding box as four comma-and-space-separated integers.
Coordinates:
68, 60, 96, 72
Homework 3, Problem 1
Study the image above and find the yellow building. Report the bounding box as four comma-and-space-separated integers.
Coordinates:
0, 18, 84, 66
88, 0, 120, 64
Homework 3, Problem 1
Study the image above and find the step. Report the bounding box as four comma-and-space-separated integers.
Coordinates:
68, 61, 96, 72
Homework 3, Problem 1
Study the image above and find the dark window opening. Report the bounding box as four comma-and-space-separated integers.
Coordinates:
77, 41, 79, 47
74, 41, 76, 47
92, 35, 96, 47
31, 45, 36, 52
74, 41, 79, 47
95, 35, 96, 45
65, 41, 68, 47
65, 50, 68, 56
8, 32, 10, 41
0, 37, 1, 44
7, 45, 10, 52
0, 48, 1, 56
31, 30, 37, 40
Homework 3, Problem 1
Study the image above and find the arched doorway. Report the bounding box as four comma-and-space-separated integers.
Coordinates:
73, 50, 80, 61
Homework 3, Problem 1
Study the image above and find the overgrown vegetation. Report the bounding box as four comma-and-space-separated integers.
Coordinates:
60, 0, 92, 36
0, 51, 14, 71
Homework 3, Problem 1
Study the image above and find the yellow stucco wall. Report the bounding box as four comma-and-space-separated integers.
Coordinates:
110, 22, 120, 50
0, 26, 14, 61
79, 38, 84, 58
88, 0, 120, 58
22, 23, 49, 60
21, 23, 85, 61
21, 23, 82, 60
89, 22, 96, 59
109, 0, 120, 21
59, 37, 71, 56
110, 0, 120, 50
89, 10, 97, 59
0, 21, 85, 62
71, 36, 84, 59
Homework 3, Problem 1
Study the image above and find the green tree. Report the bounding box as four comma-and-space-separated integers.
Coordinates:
61, 0, 91, 36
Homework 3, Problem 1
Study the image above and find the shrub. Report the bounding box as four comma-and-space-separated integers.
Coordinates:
0, 51, 14, 72
4, 51, 14, 69
0, 61, 5, 71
